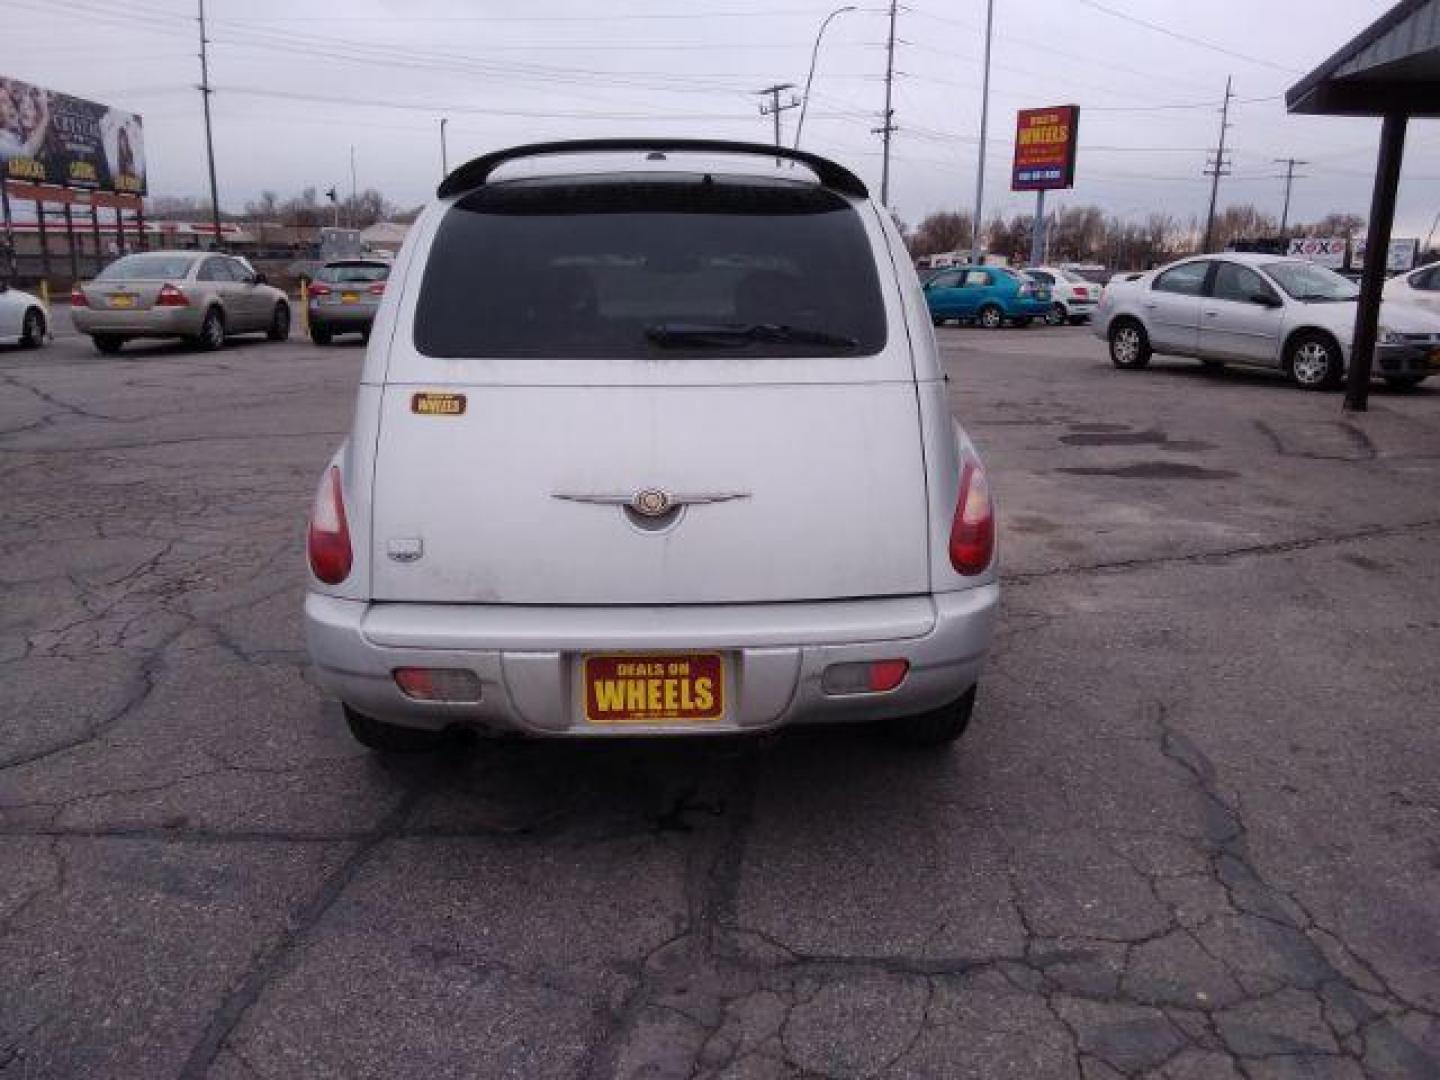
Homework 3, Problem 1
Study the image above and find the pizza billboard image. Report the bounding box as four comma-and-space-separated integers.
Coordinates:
0, 75, 146, 195
1012, 105, 1079, 192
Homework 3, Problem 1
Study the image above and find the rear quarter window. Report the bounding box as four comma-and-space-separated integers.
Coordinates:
412, 177, 887, 358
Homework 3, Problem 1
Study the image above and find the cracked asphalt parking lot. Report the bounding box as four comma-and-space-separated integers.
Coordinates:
2, 315, 1439, 1080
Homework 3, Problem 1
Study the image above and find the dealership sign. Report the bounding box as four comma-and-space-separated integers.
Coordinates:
1011, 105, 1079, 191
1287, 237, 1347, 269
1353, 236, 1418, 273
0, 75, 146, 195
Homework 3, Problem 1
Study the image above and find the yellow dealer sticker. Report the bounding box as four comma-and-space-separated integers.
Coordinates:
411, 392, 466, 416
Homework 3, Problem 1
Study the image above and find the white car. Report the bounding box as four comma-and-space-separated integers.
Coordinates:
0, 280, 47, 347
303, 139, 999, 753
1021, 266, 1101, 325
1384, 262, 1440, 316
1093, 253, 1440, 390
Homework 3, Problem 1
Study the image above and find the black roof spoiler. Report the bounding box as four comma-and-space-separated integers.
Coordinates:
436, 138, 869, 200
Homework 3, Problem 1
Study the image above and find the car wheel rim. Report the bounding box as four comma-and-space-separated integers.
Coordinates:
1293, 343, 1331, 384
1047, 305, 1065, 326
1114, 328, 1139, 363
206, 314, 222, 346
24, 312, 41, 343
982, 309, 1000, 328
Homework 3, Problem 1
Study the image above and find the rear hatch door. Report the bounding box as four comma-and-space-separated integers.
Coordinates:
369, 174, 929, 605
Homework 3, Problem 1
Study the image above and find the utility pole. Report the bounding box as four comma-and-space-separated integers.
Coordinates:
1201, 76, 1235, 253
439, 118, 449, 179
972, 0, 995, 259
757, 84, 799, 157
1274, 157, 1308, 238
875, 0, 898, 206
349, 145, 358, 228
197, 0, 222, 250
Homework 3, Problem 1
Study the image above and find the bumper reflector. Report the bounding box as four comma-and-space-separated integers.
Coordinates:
821, 659, 910, 696
393, 667, 482, 702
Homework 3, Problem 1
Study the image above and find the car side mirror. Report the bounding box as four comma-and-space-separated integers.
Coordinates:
1250, 292, 1281, 308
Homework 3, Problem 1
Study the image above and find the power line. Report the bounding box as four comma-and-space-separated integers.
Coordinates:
1074, 0, 1303, 75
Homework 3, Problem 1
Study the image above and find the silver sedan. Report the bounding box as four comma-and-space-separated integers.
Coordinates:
72, 251, 292, 354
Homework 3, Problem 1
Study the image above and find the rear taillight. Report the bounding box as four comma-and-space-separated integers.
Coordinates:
821, 659, 910, 696
949, 461, 995, 575
1074, 286, 1089, 298
393, 668, 482, 702
70, 286, 88, 308
307, 466, 352, 584
307, 282, 332, 299
156, 283, 189, 307
367, 282, 386, 296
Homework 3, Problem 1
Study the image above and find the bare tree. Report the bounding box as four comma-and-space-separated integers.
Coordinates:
907, 211, 974, 256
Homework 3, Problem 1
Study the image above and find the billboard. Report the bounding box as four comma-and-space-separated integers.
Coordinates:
0, 76, 146, 195
1012, 105, 1079, 191
1353, 237, 1418, 274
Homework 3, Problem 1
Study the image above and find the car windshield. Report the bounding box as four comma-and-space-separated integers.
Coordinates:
319, 262, 390, 284
96, 254, 196, 280
413, 176, 886, 358
1263, 261, 1359, 302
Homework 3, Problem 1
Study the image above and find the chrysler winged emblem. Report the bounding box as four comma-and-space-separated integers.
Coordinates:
553, 488, 750, 517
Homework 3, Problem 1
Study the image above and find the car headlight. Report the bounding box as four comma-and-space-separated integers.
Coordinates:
1378, 326, 1405, 345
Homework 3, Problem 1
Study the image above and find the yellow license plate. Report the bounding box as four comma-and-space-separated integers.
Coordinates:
340, 292, 360, 304
584, 654, 724, 724
108, 294, 135, 309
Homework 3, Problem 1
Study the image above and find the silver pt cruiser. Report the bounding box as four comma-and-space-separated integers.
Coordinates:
304, 139, 999, 752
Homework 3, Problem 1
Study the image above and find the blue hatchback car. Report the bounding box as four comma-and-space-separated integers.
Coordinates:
923, 265, 1051, 328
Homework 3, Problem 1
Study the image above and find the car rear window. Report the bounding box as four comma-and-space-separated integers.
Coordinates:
319, 262, 390, 284
97, 254, 196, 280
413, 177, 887, 358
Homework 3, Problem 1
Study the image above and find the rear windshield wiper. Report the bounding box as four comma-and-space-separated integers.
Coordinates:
644, 322, 859, 350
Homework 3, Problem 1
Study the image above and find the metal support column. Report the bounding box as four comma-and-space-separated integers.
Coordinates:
35, 199, 50, 281
89, 202, 103, 274
1029, 189, 1047, 267
63, 201, 79, 283
0, 182, 15, 280
1345, 111, 1407, 413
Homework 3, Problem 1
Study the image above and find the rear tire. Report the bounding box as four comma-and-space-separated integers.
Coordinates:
20, 307, 46, 348
343, 706, 455, 753
1384, 375, 1427, 391
1108, 318, 1151, 369
310, 324, 332, 346
194, 307, 225, 352
266, 302, 291, 341
883, 686, 977, 747
92, 334, 124, 355
1285, 331, 1343, 391
1045, 303, 1067, 327
978, 304, 1004, 330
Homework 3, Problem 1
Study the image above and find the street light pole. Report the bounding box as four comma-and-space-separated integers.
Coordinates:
971, 0, 995, 259
794, 5, 856, 150
440, 118, 449, 179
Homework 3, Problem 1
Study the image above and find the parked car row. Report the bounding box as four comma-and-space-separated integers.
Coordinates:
0, 252, 394, 355
1093, 253, 1440, 390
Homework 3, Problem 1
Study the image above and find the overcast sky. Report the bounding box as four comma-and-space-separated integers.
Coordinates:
4, 0, 1437, 237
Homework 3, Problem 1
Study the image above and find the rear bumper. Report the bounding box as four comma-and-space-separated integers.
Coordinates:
71, 307, 203, 337
308, 302, 377, 330
304, 587, 999, 736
